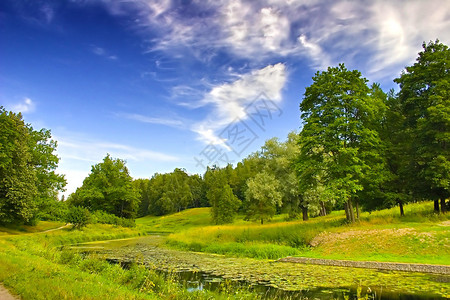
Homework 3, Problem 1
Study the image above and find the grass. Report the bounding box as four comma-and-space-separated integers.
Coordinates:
0, 222, 260, 300
0, 220, 65, 236
136, 207, 213, 233
0, 201, 449, 299
160, 201, 450, 264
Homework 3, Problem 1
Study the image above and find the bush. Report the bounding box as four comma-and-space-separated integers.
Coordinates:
65, 206, 90, 229
90, 210, 136, 228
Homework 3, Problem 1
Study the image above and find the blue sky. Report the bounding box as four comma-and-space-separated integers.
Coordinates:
1, 0, 449, 197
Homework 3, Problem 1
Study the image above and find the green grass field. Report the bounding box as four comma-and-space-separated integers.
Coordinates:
149, 202, 450, 264
0, 222, 258, 299
0, 201, 449, 299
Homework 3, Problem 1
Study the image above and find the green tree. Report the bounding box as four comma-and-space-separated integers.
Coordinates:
133, 178, 151, 217
245, 171, 282, 224
156, 168, 192, 214
28, 127, 66, 221
66, 206, 90, 230
205, 166, 241, 224
394, 40, 450, 213
68, 154, 139, 219
298, 64, 386, 222
0, 109, 38, 224
189, 174, 207, 208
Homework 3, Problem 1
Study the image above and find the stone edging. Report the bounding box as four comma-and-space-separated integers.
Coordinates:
276, 257, 450, 275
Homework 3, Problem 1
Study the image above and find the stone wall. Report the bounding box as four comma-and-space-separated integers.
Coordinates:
277, 257, 450, 275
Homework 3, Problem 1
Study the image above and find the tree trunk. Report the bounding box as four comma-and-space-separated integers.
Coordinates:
440, 198, 447, 214
399, 202, 405, 216
347, 199, 355, 223
344, 201, 350, 221
434, 200, 440, 213
320, 201, 327, 216
261, 218, 264, 225
302, 206, 309, 221
355, 200, 360, 220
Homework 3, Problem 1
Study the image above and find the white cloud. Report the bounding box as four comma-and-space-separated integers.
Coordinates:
12, 97, 35, 113
191, 63, 287, 145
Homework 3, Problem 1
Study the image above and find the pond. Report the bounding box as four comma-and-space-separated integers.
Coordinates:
71, 236, 449, 299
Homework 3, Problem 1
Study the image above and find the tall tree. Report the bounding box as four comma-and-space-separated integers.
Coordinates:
298, 64, 385, 222
394, 40, 450, 213
68, 154, 139, 219
0, 107, 66, 224
28, 127, 66, 220
0, 109, 37, 224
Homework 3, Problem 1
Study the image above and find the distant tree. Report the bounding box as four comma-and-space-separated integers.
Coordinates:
245, 171, 282, 224
394, 40, 450, 213
68, 154, 139, 219
258, 132, 304, 219
133, 178, 151, 217
189, 174, 207, 208
298, 64, 386, 222
233, 156, 262, 205
205, 166, 241, 224
144, 168, 194, 215
157, 168, 193, 214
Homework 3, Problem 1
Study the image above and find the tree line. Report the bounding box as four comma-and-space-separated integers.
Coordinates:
1, 40, 448, 227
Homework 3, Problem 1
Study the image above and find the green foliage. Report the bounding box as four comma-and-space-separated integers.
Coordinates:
145, 168, 195, 216
132, 178, 151, 217
65, 206, 91, 229
394, 40, 450, 210
245, 171, 282, 224
298, 64, 387, 222
0, 107, 66, 224
205, 166, 241, 224
0, 109, 38, 224
90, 210, 136, 227
68, 154, 140, 219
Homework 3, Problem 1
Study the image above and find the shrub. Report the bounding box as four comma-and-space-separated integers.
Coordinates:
65, 206, 91, 229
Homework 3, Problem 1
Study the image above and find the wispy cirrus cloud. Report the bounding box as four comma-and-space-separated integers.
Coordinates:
94, 0, 449, 75
117, 112, 185, 128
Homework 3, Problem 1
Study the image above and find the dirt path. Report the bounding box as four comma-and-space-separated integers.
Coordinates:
277, 256, 450, 274
41, 224, 71, 233
0, 284, 19, 300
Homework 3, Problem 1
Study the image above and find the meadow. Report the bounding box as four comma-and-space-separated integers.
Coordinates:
0, 201, 449, 299
141, 202, 450, 264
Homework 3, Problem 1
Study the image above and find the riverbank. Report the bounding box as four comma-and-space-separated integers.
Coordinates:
73, 235, 450, 298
